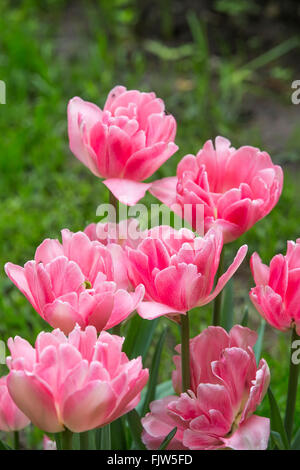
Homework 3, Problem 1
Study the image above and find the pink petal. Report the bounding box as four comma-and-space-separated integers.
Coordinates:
138, 301, 185, 320
103, 178, 152, 205
223, 415, 270, 450
62, 381, 116, 432
7, 371, 62, 433
199, 245, 248, 305
150, 176, 179, 208
124, 142, 178, 181
250, 252, 270, 286
5, 262, 38, 311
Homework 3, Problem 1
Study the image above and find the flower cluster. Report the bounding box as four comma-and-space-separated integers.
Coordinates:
2, 84, 295, 452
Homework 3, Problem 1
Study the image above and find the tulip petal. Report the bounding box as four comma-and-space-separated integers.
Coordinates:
223, 415, 270, 450
103, 178, 152, 205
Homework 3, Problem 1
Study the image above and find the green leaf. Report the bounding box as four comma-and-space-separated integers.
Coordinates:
111, 417, 128, 450
158, 427, 177, 450
155, 380, 174, 399
221, 280, 234, 332
54, 433, 62, 451
270, 431, 285, 450
95, 424, 111, 450
101, 424, 111, 450
268, 388, 290, 449
253, 319, 266, 364
241, 305, 249, 327
291, 427, 300, 449
123, 315, 158, 362
127, 409, 146, 450
142, 328, 167, 416
0, 439, 11, 450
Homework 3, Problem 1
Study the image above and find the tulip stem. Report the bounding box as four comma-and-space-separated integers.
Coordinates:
181, 313, 191, 392
108, 188, 122, 336
13, 431, 19, 450
212, 248, 225, 326
79, 431, 89, 450
109, 190, 119, 224
61, 428, 73, 450
284, 327, 300, 442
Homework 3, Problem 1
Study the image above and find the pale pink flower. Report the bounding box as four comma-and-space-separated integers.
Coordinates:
5, 229, 144, 334
150, 136, 283, 243
142, 325, 270, 450
7, 325, 148, 433
250, 239, 300, 333
68, 86, 178, 205
0, 375, 30, 432
127, 226, 247, 320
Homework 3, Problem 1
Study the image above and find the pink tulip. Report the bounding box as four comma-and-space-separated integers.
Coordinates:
5, 229, 144, 334
142, 325, 270, 450
150, 136, 283, 243
0, 375, 30, 432
68, 86, 178, 206
6, 325, 148, 433
126, 225, 247, 320
250, 239, 300, 333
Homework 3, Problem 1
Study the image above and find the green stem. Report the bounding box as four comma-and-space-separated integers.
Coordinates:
109, 190, 119, 224
181, 313, 190, 392
13, 431, 19, 450
61, 428, 73, 450
212, 248, 225, 326
109, 189, 121, 336
284, 327, 300, 442
79, 431, 89, 450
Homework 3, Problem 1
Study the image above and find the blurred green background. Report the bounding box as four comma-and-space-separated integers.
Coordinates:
0, 0, 300, 447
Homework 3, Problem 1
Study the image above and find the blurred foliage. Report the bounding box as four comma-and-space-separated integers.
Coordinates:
0, 0, 300, 447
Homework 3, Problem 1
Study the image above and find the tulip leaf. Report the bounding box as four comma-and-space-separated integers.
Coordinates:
142, 328, 167, 416
54, 433, 62, 451
158, 427, 177, 450
127, 409, 146, 450
101, 424, 111, 450
241, 305, 249, 327
0, 439, 11, 450
291, 427, 300, 449
268, 388, 290, 449
254, 319, 266, 364
123, 315, 159, 362
111, 417, 128, 450
95, 424, 111, 450
270, 431, 285, 450
221, 280, 234, 332
155, 380, 174, 399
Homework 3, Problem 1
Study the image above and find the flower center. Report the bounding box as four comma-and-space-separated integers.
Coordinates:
83, 280, 92, 289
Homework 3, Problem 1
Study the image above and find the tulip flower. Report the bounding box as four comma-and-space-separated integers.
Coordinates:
126, 225, 247, 320
0, 375, 30, 432
68, 86, 178, 206
142, 325, 270, 450
5, 229, 144, 334
249, 239, 300, 333
6, 325, 148, 433
150, 136, 283, 243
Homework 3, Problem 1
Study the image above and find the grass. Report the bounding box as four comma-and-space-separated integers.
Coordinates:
0, 0, 300, 446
